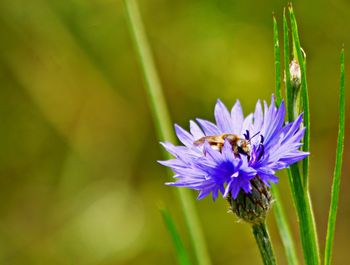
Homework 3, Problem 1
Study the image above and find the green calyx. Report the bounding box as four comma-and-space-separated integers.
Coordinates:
228, 177, 272, 224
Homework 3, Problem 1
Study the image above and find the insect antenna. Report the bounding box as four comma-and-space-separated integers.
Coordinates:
248, 131, 261, 143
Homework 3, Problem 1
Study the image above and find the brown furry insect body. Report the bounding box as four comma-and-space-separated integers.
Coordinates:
193, 134, 251, 156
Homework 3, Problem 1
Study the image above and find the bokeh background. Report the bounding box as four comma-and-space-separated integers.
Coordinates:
0, 0, 350, 264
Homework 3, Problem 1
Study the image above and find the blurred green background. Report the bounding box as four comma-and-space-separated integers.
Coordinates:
0, 0, 349, 264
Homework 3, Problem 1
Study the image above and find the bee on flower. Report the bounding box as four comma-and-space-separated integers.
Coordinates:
159, 95, 308, 223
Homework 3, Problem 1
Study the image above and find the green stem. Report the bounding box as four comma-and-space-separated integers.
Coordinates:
273, 15, 300, 265
292, 87, 302, 120
324, 49, 345, 265
273, 16, 282, 104
271, 186, 300, 265
283, 10, 293, 122
288, 166, 319, 265
252, 222, 277, 265
288, 4, 310, 188
123, 1, 211, 265
160, 207, 191, 265
287, 6, 320, 265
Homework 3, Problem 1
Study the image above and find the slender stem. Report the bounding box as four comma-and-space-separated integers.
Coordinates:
286, 6, 320, 265
123, 1, 212, 265
271, 186, 300, 265
288, 166, 319, 265
123, 0, 172, 142
160, 207, 191, 265
324, 49, 345, 265
252, 222, 277, 265
288, 4, 310, 188
283, 11, 293, 122
273, 15, 300, 265
273, 16, 282, 104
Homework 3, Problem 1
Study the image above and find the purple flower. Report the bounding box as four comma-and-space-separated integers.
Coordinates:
159, 95, 309, 200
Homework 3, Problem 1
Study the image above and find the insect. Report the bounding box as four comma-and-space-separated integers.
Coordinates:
193, 131, 260, 156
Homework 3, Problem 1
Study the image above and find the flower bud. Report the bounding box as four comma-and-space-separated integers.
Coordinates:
228, 176, 272, 224
289, 59, 301, 89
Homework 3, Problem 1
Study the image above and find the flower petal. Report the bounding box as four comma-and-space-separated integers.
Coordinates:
231, 100, 244, 134
175, 124, 194, 147
190, 120, 205, 139
196, 118, 220, 135
215, 99, 234, 133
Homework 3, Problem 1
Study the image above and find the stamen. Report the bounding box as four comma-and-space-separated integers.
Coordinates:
260, 135, 265, 144
258, 144, 265, 160
244, 130, 250, 140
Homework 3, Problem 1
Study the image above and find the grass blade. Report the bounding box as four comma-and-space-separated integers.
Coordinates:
272, 16, 300, 265
124, 0, 173, 143
284, 11, 294, 122
123, 1, 212, 265
160, 207, 192, 265
286, 5, 321, 265
288, 4, 310, 187
271, 186, 300, 265
273, 16, 282, 105
287, 165, 320, 265
324, 49, 346, 265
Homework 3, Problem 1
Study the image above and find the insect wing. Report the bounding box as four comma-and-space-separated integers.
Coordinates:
193, 135, 224, 146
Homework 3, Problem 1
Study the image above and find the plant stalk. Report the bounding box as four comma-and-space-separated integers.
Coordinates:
123, 1, 211, 265
252, 222, 277, 265
324, 49, 345, 265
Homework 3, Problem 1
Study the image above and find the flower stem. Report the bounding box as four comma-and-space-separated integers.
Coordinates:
252, 222, 277, 265
123, 1, 211, 265
324, 49, 345, 265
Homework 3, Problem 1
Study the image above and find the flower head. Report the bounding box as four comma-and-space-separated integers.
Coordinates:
159, 95, 309, 201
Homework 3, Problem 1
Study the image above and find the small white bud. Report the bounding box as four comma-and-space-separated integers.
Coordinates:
289, 60, 301, 88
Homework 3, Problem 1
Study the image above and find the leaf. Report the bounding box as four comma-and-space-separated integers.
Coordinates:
273, 16, 282, 106
271, 186, 300, 265
272, 15, 300, 265
123, 1, 211, 264
324, 49, 346, 265
284, 10, 294, 123
287, 165, 320, 265
161, 207, 192, 265
288, 4, 310, 186
285, 5, 321, 265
